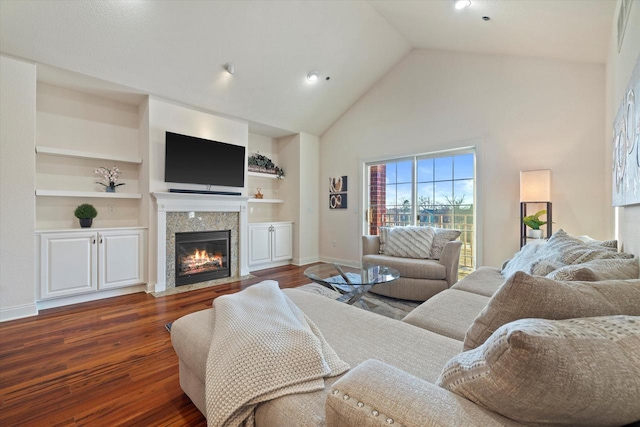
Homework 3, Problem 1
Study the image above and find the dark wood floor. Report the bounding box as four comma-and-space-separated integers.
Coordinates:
0, 264, 315, 426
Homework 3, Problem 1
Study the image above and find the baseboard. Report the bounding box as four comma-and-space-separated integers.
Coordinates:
248, 260, 291, 272
318, 256, 360, 268
146, 282, 165, 293
36, 285, 146, 311
292, 256, 321, 266
0, 303, 38, 323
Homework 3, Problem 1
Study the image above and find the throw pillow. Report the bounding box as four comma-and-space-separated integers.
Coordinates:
463, 271, 640, 351
378, 227, 391, 254
500, 241, 547, 277
577, 235, 618, 251
547, 258, 640, 281
383, 226, 436, 259
438, 316, 640, 426
429, 228, 461, 259
539, 229, 633, 265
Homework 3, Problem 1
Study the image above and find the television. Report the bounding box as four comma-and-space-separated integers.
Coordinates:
165, 132, 246, 188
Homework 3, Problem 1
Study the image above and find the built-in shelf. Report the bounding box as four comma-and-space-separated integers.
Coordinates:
248, 171, 283, 180
36, 189, 142, 199
248, 198, 284, 204
36, 145, 143, 164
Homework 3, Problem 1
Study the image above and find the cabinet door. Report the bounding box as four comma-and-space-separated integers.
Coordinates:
40, 232, 98, 299
272, 223, 293, 262
98, 229, 145, 289
248, 224, 272, 266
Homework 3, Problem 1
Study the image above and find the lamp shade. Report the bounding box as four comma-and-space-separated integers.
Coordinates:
520, 169, 551, 202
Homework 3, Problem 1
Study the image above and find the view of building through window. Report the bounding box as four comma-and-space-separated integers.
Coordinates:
366, 150, 475, 273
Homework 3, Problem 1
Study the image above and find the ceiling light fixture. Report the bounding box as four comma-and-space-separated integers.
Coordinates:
224, 62, 236, 75
454, 0, 471, 10
307, 71, 319, 82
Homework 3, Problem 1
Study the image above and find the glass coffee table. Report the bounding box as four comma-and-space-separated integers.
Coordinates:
304, 263, 400, 306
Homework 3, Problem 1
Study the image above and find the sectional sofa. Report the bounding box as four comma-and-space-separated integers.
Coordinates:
171, 230, 640, 426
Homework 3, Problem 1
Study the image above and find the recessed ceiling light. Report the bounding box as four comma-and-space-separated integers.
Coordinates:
454, 0, 471, 10
307, 71, 319, 82
224, 62, 235, 75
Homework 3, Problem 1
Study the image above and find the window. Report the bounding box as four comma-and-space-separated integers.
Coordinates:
366, 149, 475, 272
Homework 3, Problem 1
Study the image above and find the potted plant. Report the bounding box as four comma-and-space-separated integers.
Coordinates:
95, 165, 125, 192
522, 209, 547, 239
248, 153, 285, 179
75, 203, 98, 228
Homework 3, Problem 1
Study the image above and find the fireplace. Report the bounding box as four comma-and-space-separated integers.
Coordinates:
175, 230, 231, 286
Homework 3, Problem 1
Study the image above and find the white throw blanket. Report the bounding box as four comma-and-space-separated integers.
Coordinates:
205, 280, 350, 427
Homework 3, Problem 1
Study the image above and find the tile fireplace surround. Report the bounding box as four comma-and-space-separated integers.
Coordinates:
151, 192, 250, 293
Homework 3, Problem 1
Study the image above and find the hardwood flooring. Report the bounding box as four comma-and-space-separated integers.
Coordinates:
0, 264, 316, 426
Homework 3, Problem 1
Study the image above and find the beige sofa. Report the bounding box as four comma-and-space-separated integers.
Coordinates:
172, 229, 640, 426
171, 266, 527, 426
362, 235, 462, 301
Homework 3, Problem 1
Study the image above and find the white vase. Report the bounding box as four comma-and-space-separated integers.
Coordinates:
527, 229, 544, 239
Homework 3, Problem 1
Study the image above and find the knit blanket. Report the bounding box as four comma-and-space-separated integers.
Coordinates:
205, 280, 350, 427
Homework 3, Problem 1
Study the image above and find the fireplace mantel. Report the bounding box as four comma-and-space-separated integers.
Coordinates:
151, 192, 250, 292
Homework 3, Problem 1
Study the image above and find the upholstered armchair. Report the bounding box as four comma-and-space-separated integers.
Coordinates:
362, 235, 462, 301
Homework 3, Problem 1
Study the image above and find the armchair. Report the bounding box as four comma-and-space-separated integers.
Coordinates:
362, 235, 462, 301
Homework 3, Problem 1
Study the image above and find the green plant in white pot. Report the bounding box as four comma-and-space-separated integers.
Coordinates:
522, 209, 547, 239
75, 203, 97, 228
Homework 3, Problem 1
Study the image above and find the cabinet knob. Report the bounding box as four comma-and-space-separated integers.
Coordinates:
100, 238, 103, 244
92, 238, 96, 244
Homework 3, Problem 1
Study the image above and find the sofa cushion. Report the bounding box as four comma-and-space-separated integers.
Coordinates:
402, 289, 490, 341
383, 226, 436, 259
362, 254, 446, 280
546, 258, 640, 281
430, 228, 461, 260
450, 267, 505, 297
438, 315, 640, 426
463, 272, 640, 351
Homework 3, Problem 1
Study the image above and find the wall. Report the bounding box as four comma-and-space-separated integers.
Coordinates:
607, 0, 640, 258
319, 49, 607, 267
277, 133, 321, 265
297, 133, 320, 265
0, 55, 37, 321
146, 97, 249, 289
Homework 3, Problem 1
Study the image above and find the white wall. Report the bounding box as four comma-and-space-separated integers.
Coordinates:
0, 55, 37, 321
319, 49, 607, 267
607, 0, 640, 258
146, 97, 249, 289
297, 132, 320, 265
276, 133, 321, 265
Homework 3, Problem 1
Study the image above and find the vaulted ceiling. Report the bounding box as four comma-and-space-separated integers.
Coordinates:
0, 0, 616, 137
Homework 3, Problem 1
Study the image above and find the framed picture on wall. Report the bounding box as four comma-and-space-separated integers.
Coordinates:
329, 176, 348, 209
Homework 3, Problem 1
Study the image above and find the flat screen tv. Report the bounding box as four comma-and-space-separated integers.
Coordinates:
165, 132, 245, 188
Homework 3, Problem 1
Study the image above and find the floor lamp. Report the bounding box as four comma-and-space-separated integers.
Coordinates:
520, 170, 552, 248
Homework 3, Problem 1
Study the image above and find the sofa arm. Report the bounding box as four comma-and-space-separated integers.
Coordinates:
362, 235, 380, 256
326, 359, 521, 427
438, 240, 462, 287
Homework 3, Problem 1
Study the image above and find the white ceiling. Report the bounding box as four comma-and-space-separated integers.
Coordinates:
0, 0, 616, 138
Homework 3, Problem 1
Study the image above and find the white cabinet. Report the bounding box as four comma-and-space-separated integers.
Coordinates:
248, 222, 293, 271
39, 228, 145, 300
39, 231, 98, 299
98, 229, 145, 290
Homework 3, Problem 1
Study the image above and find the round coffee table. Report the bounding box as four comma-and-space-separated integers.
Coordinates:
304, 263, 400, 305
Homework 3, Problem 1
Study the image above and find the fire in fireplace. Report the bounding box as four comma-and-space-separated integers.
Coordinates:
175, 230, 231, 286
